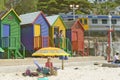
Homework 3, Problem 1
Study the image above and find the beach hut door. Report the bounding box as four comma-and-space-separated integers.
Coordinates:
54, 27, 59, 47
72, 31, 78, 50
34, 24, 41, 50
2, 24, 10, 47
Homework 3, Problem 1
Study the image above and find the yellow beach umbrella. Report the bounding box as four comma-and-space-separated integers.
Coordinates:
32, 47, 70, 70
32, 47, 70, 57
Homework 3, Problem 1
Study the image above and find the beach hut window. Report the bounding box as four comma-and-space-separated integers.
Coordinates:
84, 19, 87, 24
34, 24, 41, 36
92, 19, 98, 24
54, 27, 59, 38
8, 15, 14, 20
2, 24, 10, 47
2, 24, 10, 37
54, 27, 59, 33
102, 19, 107, 24
111, 19, 117, 24
80, 19, 82, 24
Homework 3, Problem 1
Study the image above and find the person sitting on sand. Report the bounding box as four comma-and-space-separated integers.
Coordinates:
45, 57, 53, 69
45, 57, 57, 75
113, 52, 120, 63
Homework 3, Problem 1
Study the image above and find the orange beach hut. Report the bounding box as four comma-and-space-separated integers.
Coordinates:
65, 19, 85, 56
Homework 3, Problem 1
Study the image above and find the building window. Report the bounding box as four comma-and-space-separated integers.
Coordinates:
111, 19, 117, 24
92, 19, 98, 24
80, 19, 82, 24
102, 19, 107, 24
84, 19, 87, 24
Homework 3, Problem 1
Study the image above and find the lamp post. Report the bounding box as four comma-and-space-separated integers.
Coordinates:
69, 4, 79, 20
107, 14, 113, 62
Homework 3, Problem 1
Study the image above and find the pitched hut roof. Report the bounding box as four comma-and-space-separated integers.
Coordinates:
71, 19, 84, 30
46, 15, 67, 28
46, 15, 59, 25
64, 20, 84, 30
0, 8, 21, 22
20, 11, 42, 25
64, 20, 76, 29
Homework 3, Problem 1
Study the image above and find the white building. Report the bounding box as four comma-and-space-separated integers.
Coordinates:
88, 0, 114, 3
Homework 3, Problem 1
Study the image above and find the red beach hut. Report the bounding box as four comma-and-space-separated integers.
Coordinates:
71, 19, 84, 55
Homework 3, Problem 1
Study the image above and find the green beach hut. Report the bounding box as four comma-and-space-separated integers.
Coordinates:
0, 8, 25, 59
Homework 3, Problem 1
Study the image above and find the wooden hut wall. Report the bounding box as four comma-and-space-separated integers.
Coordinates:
33, 14, 49, 47
66, 29, 71, 42
77, 24, 84, 52
1, 11, 21, 48
21, 25, 34, 51
34, 14, 49, 37
71, 21, 84, 52
52, 17, 66, 48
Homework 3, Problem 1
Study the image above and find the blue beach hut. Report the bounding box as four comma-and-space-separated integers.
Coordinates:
20, 11, 50, 53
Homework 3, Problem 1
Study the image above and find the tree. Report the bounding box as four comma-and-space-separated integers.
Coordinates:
37, 0, 92, 15
0, 0, 9, 11
91, 1, 118, 15
14, 0, 38, 15
115, 0, 120, 4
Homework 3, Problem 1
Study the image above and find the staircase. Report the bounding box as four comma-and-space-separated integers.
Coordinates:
1, 37, 25, 59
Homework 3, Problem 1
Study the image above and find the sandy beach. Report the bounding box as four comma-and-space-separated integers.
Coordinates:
0, 56, 120, 80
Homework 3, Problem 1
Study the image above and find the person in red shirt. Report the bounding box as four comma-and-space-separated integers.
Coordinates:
45, 57, 57, 75
45, 57, 53, 69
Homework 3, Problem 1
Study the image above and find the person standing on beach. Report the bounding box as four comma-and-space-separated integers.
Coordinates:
54, 31, 59, 47
58, 30, 64, 48
105, 44, 111, 61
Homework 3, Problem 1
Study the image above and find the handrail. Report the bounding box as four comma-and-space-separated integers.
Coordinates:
59, 37, 73, 56
20, 42, 25, 58
1, 36, 25, 58
66, 38, 73, 56
49, 37, 55, 47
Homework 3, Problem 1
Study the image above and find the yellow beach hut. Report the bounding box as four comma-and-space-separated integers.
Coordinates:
79, 15, 89, 30
46, 15, 66, 49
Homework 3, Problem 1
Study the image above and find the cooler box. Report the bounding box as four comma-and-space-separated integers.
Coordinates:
38, 77, 49, 80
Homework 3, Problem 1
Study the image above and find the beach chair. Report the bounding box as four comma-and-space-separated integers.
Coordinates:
34, 60, 50, 75
34, 60, 43, 72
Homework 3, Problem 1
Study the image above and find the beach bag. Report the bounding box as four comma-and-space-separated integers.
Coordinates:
25, 69, 31, 76
51, 69, 57, 76
22, 68, 31, 76
31, 72, 38, 76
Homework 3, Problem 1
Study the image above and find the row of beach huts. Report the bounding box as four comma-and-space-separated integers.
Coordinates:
0, 8, 86, 59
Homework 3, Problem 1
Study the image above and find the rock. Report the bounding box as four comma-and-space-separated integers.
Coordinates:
101, 63, 120, 68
